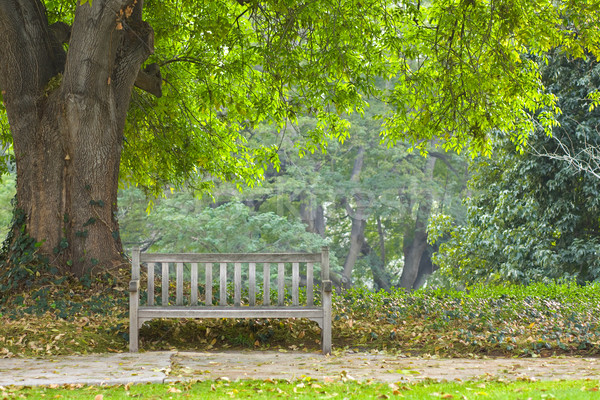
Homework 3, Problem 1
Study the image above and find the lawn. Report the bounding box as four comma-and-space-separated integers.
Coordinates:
3, 378, 600, 399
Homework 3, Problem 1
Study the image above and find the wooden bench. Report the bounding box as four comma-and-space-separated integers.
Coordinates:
129, 247, 332, 354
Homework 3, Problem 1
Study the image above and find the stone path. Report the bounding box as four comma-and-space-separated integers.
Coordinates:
1, 351, 599, 387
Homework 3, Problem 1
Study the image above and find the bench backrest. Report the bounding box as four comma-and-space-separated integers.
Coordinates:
132, 247, 330, 308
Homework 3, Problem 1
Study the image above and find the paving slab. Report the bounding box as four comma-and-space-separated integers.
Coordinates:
1, 351, 600, 387
0, 352, 173, 386
169, 351, 600, 383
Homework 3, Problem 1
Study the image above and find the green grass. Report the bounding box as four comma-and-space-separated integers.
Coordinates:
3, 379, 600, 399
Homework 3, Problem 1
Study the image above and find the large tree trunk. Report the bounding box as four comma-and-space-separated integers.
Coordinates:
412, 244, 438, 289
399, 156, 436, 289
0, 0, 159, 276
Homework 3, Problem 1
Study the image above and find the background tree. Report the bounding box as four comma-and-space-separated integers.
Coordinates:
118, 190, 330, 254
205, 98, 469, 290
432, 53, 600, 285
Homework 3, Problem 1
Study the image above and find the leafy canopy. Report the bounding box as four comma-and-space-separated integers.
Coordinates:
431, 53, 600, 285
2, 0, 599, 194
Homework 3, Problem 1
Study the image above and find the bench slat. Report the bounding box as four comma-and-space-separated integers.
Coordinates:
249, 262, 256, 306
205, 262, 212, 306
263, 263, 270, 306
234, 262, 241, 307
141, 253, 322, 263
139, 306, 324, 320
278, 262, 284, 306
292, 262, 299, 306
162, 262, 169, 306
307, 262, 313, 307
147, 263, 155, 306
220, 262, 227, 306
191, 263, 198, 306
176, 262, 184, 306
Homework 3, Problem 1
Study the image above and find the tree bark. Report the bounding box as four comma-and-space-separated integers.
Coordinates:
361, 240, 391, 291
412, 244, 438, 289
0, 0, 160, 276
399, 156, 436, 289
299, 198, 325, 237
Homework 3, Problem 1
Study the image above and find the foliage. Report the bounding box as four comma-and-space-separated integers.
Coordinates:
5, 379, 600, 399
0, 174, 14, 239
17, 0, 600, 198
2, 0, 600, 279
431, 53, 600, 285
0, 207, 50, 296
4, 281, 600, 358
0, 313, 127, 358
334, 282, 600, 357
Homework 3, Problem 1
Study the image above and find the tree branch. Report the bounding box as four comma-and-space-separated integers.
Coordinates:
134, 62, 162, 97
62, 0, 128, 97
0, 0, 58, 95
0, 0, 58, 146
529, 129, 600, 179
429, 151, 459, 177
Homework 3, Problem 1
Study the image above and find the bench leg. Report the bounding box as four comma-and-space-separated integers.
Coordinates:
321, 286, 332, 355
130, 291, 139, 352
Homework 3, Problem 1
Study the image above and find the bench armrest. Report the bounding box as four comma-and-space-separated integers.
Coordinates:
129, 279, 140, 293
